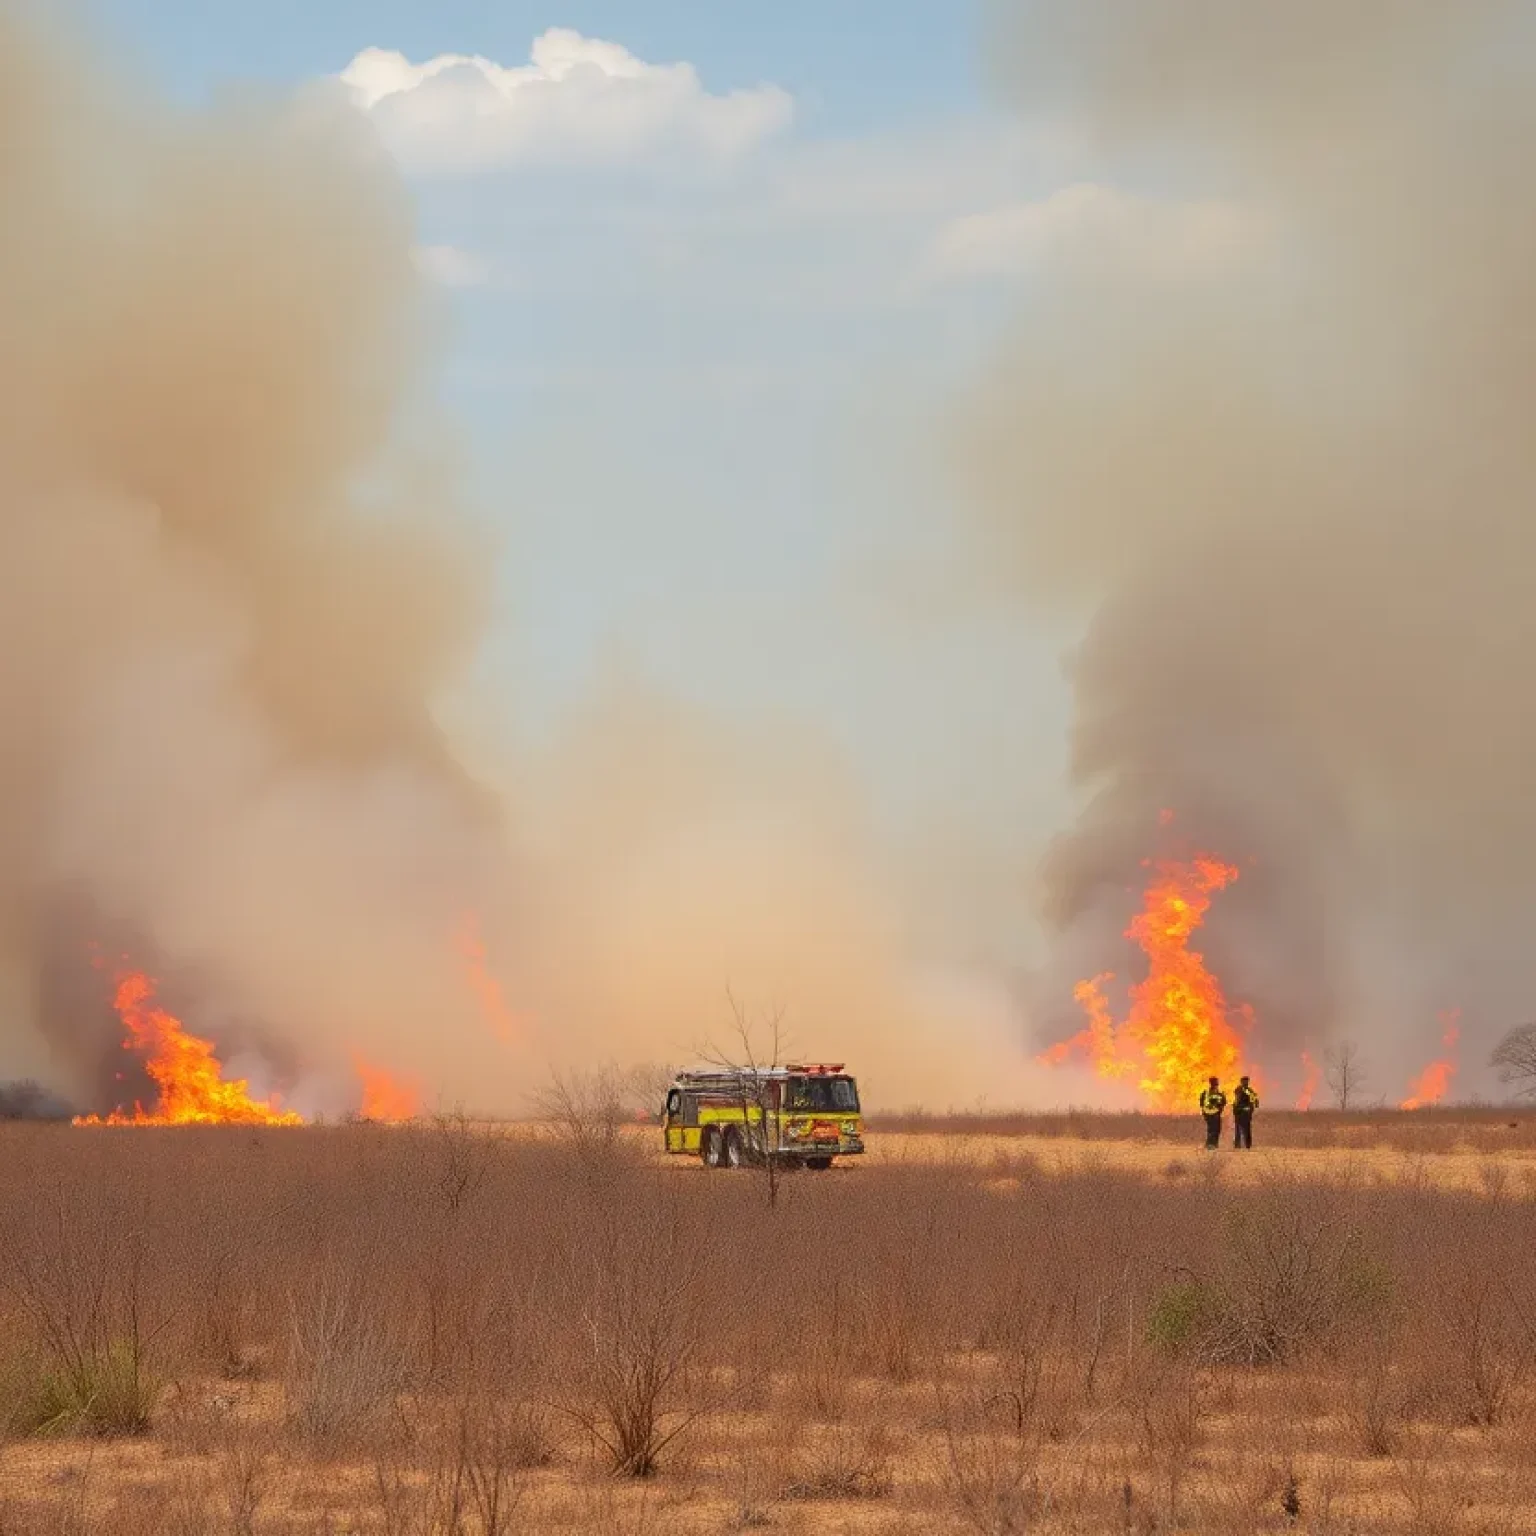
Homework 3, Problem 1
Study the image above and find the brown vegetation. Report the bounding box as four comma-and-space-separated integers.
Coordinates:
870, 1104, 1536, 1155
1, 1117, 1535, 1533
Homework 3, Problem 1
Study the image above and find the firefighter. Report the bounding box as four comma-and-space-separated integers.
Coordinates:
1198, 1076, 1226, 1150
1232, 1074, 1259, 1149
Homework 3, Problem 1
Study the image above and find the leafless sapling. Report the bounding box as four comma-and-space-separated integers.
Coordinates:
1324, 1040, 1367, 1111
696, 986, 787, 1209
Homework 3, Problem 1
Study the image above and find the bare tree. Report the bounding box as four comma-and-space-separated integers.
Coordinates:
696, 987, 787, 1209
1324, 1040, 1367, 1111
1490, 1022, 1536, 1099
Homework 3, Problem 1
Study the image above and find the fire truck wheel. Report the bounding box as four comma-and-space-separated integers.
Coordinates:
701, 1127, 722, 1168
723, 1127, 747, 1169
806, 1157, 833, 1171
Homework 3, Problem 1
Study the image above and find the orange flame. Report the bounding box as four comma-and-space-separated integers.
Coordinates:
1296, 1049, 1321, 1110
1041, 973, 1138, 1078
73, 970, 302, 1126
457, 912, 522, 1044
1401, 1010, 1461, 1109
352, 1054, 420, 1123
1041, 855, 1250, 1111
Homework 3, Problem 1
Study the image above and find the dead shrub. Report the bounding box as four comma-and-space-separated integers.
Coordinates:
532, 1067, 652, 1184
189, 1275, 258, 1381
285, 1270, 406, 1449
553, 1183, 713, 1478
1389, 1423, 1473, 1534
153, 1429, 275, 1536
788, 1278, 856, 1420
1181, 1194, 1391, 1365
1129, 1360, 1206, 1526
568, 1481, 662, 1536
780, 1420, 894, 1501
932, 1381, 1039, 1535
1431, 1271, 1533, 1428
863, 1286, 925, 1385
215, 1431, 276, 1536
980, 1284, 1060, 1438
494, 1398, 556, 1470
849, 1176, 967, 1385
426, 1111, 497, 1216
162, 1476, 218, 1536
1344, 1328, 1413, 1458
372, 1393, 531, 1536
181, 1194, 278, 1382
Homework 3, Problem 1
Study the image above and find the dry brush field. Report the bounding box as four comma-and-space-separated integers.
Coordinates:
2, 1113, 1536, 1534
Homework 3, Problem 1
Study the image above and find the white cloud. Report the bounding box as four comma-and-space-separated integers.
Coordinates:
339, 29, 794, 175
412, 244, 490, 287
922, 182, 1268, 285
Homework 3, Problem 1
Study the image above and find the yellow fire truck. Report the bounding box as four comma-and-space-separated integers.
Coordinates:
662, 1063, 865, 1170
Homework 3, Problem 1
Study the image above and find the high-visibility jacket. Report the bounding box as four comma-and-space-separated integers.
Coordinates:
1199, 1088, 1226, 1114
1234, 1085, 1259, 1113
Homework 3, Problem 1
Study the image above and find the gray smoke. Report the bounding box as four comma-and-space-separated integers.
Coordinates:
960, 0, 1536, 1093
0, 1080, 75, 1121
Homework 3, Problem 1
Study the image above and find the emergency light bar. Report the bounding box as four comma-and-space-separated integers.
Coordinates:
785, 1063, 844, 1075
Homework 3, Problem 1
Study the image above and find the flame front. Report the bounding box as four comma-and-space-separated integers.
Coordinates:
1401, 1011, 1461, 1109
1296, 1050, 1321, 1110
353, 1054, 420, 1122
1041, 855, 1251, 1111
73, 971, 302, 1126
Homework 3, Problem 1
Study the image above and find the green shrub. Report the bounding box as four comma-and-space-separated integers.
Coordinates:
2, 1340, 160, 1437
1146, 1281, 1214, 1353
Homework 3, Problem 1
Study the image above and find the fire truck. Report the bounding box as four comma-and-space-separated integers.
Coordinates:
662, 1063, 865, 1170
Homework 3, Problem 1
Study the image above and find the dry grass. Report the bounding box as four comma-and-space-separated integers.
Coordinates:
1, 1113, 1535, 1533
871, 1102, 1536, 1152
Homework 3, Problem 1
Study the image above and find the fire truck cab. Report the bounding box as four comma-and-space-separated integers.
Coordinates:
662, 1062, 864, 1171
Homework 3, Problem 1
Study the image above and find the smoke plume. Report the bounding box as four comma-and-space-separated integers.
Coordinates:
0, 6, 1032, 1115
0, 5, 514, 1111
964, 0, 1536, 1091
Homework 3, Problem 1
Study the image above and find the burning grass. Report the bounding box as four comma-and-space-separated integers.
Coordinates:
1033, 828, 1470, 1119
1041, 853, 1252, 1108
4, 1122, 1536, 1532
71, 970, 302, 1127
66, 964, 422, 1128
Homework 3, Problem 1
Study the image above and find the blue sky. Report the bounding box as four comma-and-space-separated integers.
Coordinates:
84, 0, 982, 131
73, 0, 1084, 981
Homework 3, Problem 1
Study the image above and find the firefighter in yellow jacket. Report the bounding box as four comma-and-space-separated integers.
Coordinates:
1232, 1075, 1259, 1149
1198, 1077, 1226, 1149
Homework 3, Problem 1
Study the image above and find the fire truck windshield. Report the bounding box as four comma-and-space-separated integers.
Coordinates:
786, 1076, 859, 1113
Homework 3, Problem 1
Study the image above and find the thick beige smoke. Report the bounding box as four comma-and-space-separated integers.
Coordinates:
0, 5, 512, 1107
964, 0, 1536, 1091
0, 6, 1031, 1115
467, 673, 1036, 1109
